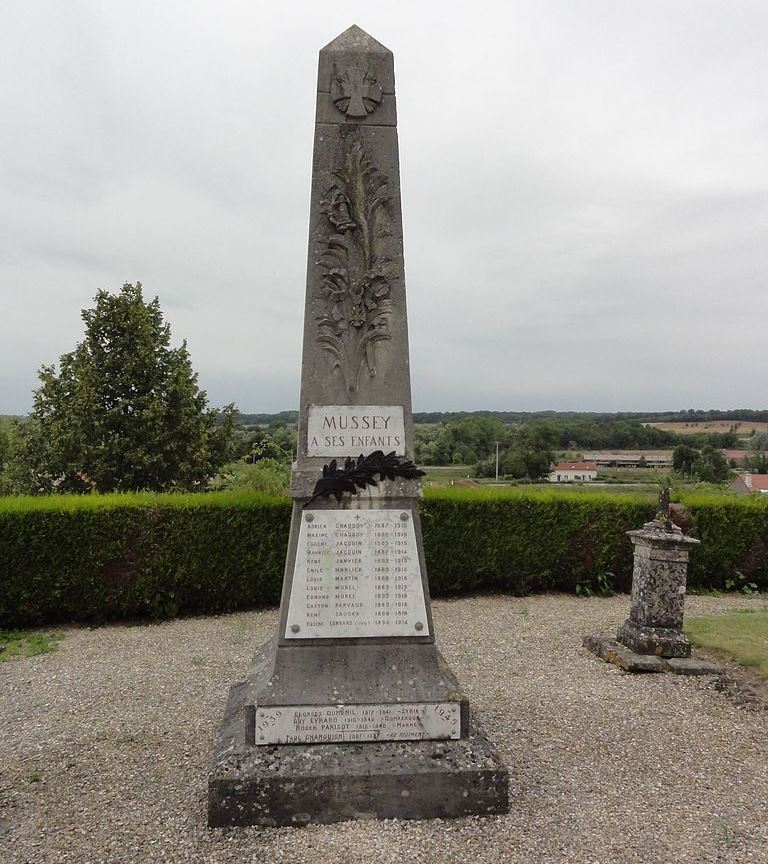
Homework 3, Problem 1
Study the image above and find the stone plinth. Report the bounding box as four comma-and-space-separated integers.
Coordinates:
583, 633, 720, 676
616, 518, 700, 658
209, 654, 508, 827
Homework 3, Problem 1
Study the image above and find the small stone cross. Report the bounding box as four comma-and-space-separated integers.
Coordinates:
659, 483, 670, 516
332, 65, 382, 117
657, 481, 673, 528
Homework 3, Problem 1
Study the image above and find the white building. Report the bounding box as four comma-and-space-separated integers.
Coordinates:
548, 461, 598, 483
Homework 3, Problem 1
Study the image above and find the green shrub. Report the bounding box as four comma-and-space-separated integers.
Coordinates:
0, 492, 291, 627
1, 488, 767, 628
421, 487, 654, 596
209, 459, 291, 496
681, 493, 768, 591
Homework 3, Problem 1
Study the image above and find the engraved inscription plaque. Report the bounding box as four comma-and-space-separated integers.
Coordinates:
285, 508, 428, 639
254, 702, 460, 745
306, 405, 405, 457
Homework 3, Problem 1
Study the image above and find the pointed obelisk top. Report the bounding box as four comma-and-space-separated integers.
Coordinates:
321, 24, 392, 56
317, 25, 395, 99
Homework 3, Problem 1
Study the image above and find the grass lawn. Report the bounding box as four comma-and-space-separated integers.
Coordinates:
0, 628, 63, 662
684, 610, 768, 676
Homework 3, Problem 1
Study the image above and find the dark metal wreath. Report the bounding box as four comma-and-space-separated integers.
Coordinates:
305, 450, 425, 506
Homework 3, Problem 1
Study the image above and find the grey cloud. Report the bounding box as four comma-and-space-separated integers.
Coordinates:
2, 1, 767, 414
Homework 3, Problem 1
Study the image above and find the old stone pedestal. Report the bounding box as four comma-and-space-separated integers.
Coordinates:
617, 517, 699, 658
584, 514, 719, 676
207, 25, 508, 827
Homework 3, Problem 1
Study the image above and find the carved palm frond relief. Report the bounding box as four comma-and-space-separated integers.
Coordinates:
315, 138, 395, 392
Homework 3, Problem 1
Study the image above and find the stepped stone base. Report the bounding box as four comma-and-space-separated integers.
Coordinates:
584, 633, 721, 676
208, 678, 509, 827
616, 618, 691, 658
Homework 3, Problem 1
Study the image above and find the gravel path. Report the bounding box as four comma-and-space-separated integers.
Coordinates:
1, 593, 766, 864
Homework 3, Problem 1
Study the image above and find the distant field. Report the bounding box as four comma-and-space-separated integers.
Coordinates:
421, 465, 476, 482
647, 420, 768, 436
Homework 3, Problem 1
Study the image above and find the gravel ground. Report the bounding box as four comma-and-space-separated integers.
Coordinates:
1, 593, 767, 864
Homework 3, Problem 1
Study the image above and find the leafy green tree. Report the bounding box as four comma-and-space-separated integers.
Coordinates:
672, 444, 699, 476
17, 282, 236, 493
673, 443, 730, 483
232, 423, 297, 465
694, 446, 730, 483
0, 418, 25, 494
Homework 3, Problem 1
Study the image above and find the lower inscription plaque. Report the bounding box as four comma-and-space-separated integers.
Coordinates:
254, 702, 461, 744
285, 508, 429, 639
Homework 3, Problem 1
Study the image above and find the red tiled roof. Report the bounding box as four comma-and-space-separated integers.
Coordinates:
734, 473, 768, 490
722, 450, 751, 463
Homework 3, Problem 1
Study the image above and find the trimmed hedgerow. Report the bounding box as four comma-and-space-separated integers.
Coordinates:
1, 488, 767, 628
420, 487, 655, 596
682, 493, 768, 591
0, 492, 291, 627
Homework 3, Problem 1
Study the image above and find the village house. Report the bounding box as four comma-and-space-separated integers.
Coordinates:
548, 461, 598, 483
731, 473, 768, 495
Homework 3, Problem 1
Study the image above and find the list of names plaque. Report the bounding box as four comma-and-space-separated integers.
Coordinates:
254, 702, 461, 745
285, 508, 428, 639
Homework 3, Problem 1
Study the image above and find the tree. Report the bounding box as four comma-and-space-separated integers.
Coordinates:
696, 446, 730, 483
672, 444, 699, 476
18, 283, 236, 493
672, 443, 730, 483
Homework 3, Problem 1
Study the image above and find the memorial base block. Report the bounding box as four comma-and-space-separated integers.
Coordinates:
208, 677, 509, 827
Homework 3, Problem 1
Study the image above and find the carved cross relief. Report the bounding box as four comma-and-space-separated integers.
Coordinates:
331, 64, 382, 117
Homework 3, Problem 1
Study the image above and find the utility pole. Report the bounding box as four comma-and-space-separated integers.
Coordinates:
495, 441, 500, 482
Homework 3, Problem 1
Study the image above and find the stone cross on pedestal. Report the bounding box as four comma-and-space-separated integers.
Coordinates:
208, 25, 508, 828
584, 492, 719, 675
616, 516, 699, 658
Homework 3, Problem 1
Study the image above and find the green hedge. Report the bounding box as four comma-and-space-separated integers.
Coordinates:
421, 488, 654, 595
1, 488, 767, 628
0, 492, 291, 627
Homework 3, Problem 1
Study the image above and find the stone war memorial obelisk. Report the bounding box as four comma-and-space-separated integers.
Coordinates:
208, 25, 508, 827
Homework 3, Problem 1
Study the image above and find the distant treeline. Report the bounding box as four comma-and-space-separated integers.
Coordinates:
229, 411, 748, 472
237, 411, 299, 426
236, 409, 768, 427
411, 409, 768, 424
414, 416, 681, 470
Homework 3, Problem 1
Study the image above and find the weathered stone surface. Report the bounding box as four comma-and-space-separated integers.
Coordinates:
584, 634, 721, 676
617, 519, 699, 657
317, 25, 396, 99
666, 657, 722, 676
599, 638, 668, 673
315, 90, 397, 127
208, 678, 509, 827
582, 632, 611, 659
616, 618, 691, 659
264, 24, 454, 710
242, 638, 469, 729
298, 121, 412, 461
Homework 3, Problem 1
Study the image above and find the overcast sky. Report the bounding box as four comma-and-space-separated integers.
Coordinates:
2, 1, 767, 414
